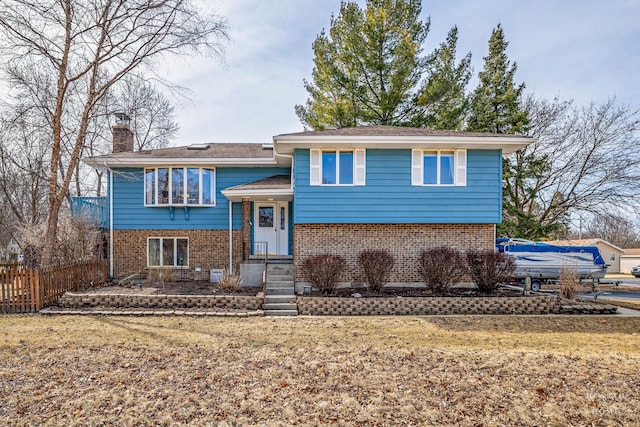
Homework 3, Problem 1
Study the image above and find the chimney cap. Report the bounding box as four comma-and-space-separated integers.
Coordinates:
114, 112, 131, 125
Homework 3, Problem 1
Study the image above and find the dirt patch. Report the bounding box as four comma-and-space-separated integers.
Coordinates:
75, 281, 261, 296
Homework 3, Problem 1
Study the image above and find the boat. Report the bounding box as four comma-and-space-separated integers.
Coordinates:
496, 238, 609, 287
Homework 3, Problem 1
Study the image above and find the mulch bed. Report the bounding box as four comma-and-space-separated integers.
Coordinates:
76, 281, 262, 296
313, 287, 523, 298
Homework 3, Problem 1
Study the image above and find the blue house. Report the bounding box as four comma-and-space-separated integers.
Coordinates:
84, 122, 532, 288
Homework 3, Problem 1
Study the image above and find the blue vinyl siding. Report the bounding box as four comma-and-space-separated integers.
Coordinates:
293, 148, 502, 224
112, 167, 289, 230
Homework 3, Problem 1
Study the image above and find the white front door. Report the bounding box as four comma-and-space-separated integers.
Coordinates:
254, 202, 289, 256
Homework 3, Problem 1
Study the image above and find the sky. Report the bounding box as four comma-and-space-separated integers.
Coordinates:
161, 0, 640, 144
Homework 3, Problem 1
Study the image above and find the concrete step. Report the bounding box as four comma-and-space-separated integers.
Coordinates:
265, 287, 295, 296
267, 277, 294, 287
263, 302, 298, 311
264, 309, 298, 317
265, 295, 297, 304
267, 265, 294, 273
268, 274, 294, 281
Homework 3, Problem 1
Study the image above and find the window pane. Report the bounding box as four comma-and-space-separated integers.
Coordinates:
186, 168, 200, 204
162, 239, 175, 266
145, 169, 156, 205
423, 152, 438, 184
157, 168, 169, 204
171, 168, 184, 204
339, 151, 354, 184
176, 239, 188, 266
202, 169, 214, 205
322, 151, 337, 184
280, 206, 285, 230
440, 151, 454, 185
148, 238, 160, 266
259, 207, 274, 227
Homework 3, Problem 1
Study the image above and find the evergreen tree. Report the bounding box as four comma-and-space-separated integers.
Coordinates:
467, 24, 529, 134
295, 0, 430, 129
417, 26, 472, 130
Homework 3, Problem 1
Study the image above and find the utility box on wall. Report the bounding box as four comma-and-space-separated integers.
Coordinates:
210, 269, 224, 283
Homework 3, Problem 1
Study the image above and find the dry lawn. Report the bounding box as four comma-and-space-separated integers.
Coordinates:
1, 315, 639, 426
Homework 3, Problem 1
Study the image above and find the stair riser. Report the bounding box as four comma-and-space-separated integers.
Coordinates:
265, 296, 297, 304
265, 288, 295, 296
264, 310, 298, 317
263, 303, 298, 310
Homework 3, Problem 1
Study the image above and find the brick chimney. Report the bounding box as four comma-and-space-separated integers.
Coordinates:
112, 112, 134, 153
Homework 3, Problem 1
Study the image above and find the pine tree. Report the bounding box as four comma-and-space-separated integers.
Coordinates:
417, 26, 472, 130
467, 24, 529, 134
295, 0, 430, 130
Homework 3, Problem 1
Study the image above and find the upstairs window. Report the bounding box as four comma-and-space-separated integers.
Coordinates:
310, 149, 366, 186
412, 149, 466, 186
145, 167, 215, 206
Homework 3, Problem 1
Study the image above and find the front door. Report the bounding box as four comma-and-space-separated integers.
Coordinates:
254, 202, 289, 256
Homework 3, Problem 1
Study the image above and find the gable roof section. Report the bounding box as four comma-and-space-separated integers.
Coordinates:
273, 125, 533, 154
222, 175, 293, 202
84, 143, 284, 169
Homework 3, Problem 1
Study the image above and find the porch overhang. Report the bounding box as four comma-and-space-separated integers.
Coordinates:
221, 174, 293, 202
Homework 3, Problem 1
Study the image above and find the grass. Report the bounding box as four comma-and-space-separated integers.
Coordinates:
1, 315, 639, 426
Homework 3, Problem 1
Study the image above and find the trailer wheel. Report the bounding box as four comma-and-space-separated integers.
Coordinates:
531, 280, 542, 292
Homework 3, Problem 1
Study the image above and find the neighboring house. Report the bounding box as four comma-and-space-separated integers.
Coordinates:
621, 248, 640, 274
83, 120, 532, 290
544, 239, 625, 274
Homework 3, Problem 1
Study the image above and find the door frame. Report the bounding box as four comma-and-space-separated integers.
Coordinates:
253, 201, 289, 256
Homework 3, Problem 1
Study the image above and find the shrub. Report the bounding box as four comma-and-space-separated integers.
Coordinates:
559, 267, 579, 299
146, 267, 173, 288
466, 249, 515, 293
418, 247, 467, 293
358, 249, 394, 292
218, 268, 242, 292
300, 255, 346, 295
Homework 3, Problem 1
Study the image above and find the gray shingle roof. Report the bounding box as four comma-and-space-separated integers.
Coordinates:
89, 143, 274, 161
276, 125, 528, 139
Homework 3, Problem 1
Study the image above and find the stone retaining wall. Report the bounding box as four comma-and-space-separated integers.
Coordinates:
297, 295, 559, 316
58, 293, 263, 311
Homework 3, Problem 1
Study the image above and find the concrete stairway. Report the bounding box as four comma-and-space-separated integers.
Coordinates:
263, 262, 297, 316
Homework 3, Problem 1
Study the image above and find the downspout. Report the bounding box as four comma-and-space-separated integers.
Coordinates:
228, 200, 233, 273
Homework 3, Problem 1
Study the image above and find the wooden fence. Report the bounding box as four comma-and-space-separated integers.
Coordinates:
0, 261, 109, 313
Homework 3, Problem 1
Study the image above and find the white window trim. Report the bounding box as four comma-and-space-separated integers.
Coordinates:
147, 237, 189, 268
310, 149, 366, 186
412, 149, 467, 187
144, 167, 216, 207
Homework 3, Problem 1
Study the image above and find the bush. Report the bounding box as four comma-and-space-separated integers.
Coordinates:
559, 267, 579, 299
358, 249, 394, 292
218, 268, 242, 292
466, 249, 515, 293
418, 247, 467, 293
300, 255, 346, 295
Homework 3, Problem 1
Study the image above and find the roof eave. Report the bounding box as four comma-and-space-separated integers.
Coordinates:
273, 135, 533, 155
221, 188, 294, 202
83, 157, 282, 169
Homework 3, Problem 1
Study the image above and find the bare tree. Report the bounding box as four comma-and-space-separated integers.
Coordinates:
74, 76, 180, 197
502, 95, 640, 239
583, 214, 640, 248
0, 0, 228, 266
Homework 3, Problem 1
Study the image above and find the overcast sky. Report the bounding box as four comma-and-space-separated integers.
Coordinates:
161, 0, 640, 144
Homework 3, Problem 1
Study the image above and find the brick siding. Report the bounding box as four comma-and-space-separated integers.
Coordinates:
294, 223, 494, 284
112, 229, 242, 279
